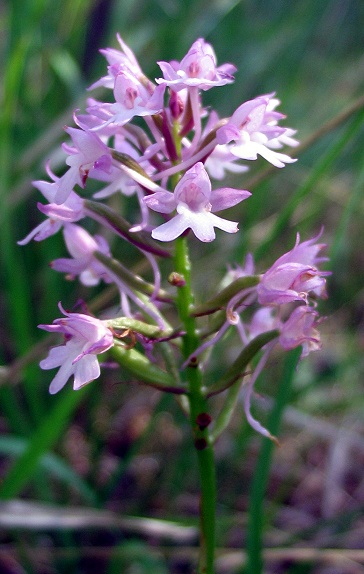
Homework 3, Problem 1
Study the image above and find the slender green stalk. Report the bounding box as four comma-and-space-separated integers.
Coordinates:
174, 236, 216, 574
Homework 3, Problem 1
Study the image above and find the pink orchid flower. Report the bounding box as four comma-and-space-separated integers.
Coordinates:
88, 33, 143, 91
87, 70, 165, 130
257, 232, 330, 306
279, 305, 322, 358
39, 303, 114, 394
51, 223, 112, 286
18, 179, 85, 245
156, 38, 236, 92
55, 127, 112, 204
216, 94, 297, 168
144, 162, 251, 242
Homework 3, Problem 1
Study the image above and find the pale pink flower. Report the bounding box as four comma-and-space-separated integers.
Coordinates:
257, 232, 330, 306
156, 38, 236, 92
87, 70, 165, 130
144, 162, 250, 242
18, 178, 85, 245
54, 127, 112, 204
264, 97, 299, 150
74, 103, 122, 136
204, 144, 249, 180
279, 305, 321, 358
216, 94, 297, 168
51, 224, 112, 286
88, 34, 143, 91
201, 111, 249, 180
39, 303, 114, 394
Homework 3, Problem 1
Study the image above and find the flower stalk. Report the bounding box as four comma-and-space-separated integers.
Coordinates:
174, 236, 216, 573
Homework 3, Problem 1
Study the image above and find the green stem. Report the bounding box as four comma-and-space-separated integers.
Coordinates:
174, 236, 216, 574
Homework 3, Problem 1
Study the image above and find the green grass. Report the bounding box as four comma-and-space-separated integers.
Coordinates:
1, 0, 364, 572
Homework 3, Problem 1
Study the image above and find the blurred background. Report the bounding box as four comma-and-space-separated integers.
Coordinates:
1, 0, 364, 572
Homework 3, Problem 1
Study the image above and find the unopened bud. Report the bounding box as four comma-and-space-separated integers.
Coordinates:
168, 272, 186, 287
196, 412, 212, 430
194, 438, 208, 450
169, 90, 184, 119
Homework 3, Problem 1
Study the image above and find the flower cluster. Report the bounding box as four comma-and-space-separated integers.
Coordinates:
190, 230, 330, 440
21, 36, 329, 440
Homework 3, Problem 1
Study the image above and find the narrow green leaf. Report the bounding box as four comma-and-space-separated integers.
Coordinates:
0, 385, 90, 500
206, 330, 279, 396
244, 347, 302, 574
0, 436, 97, 505
110, 345, 184, 393
192, 276, 260, 317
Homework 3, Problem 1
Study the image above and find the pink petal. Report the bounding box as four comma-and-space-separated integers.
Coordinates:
151, 214, 189, 241
210, 188, 251, 212
40, 345, 69, 370
48, 359, 75, 394
207, 212, 238, 235
73, 355, 100, 390
144, 191, 176, 214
